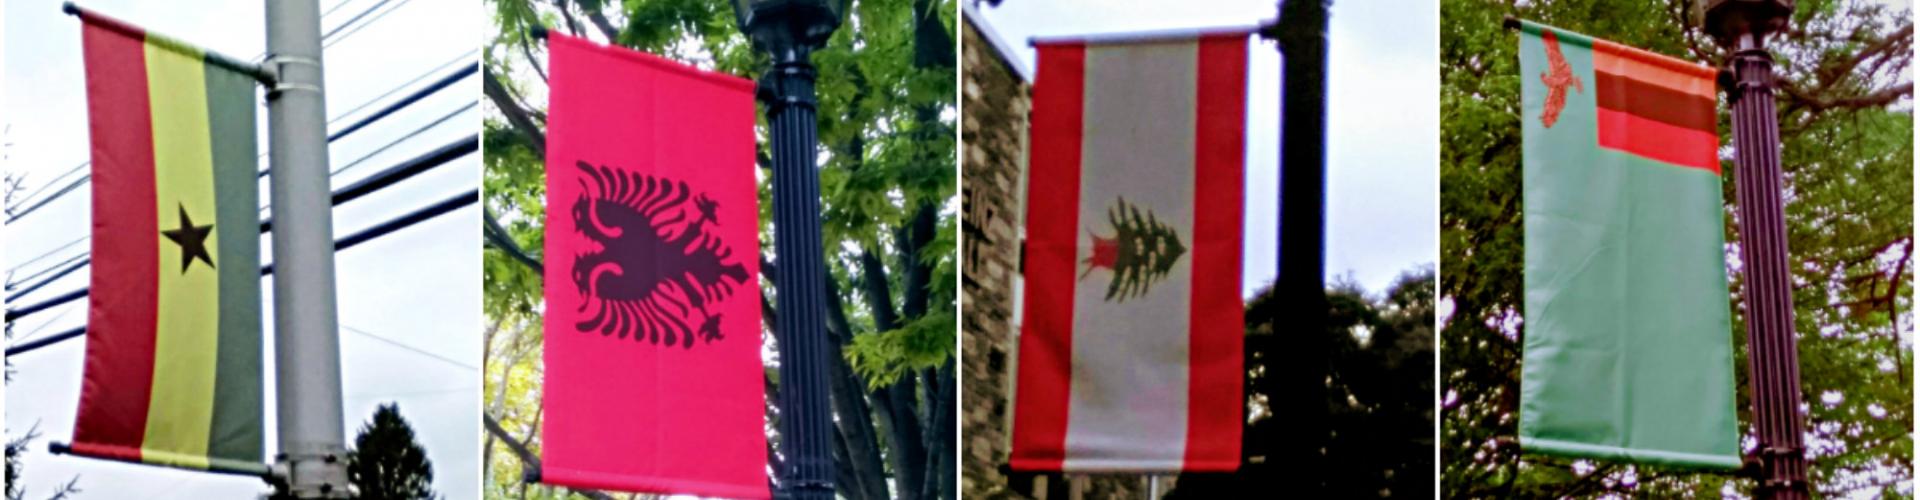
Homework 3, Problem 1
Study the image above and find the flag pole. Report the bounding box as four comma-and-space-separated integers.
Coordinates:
1274, 0, 1330, 493
1701, 1, 1810, 497
264, 1, 352, 497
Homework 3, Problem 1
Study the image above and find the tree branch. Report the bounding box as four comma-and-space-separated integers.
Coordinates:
482, 413, 614, 500
483, 66, 548, 157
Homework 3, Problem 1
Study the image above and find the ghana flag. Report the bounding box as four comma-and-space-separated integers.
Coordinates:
66, 7, 266, 475
1516, 20, 1739, 469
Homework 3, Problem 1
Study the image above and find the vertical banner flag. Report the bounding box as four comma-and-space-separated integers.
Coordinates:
1012, 31, 1248, 472
70, 10, 265, 474
541, 33, 766, 498
1516, 20, 1739, 469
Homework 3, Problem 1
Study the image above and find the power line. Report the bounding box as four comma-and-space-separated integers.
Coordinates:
4, 47, 471, 223
343, 324, 479, 371
322, 0, 417, 49
7, 125, 477, 299
4, 55, 475, 281
321, 0, 393, 41
5, 135, 477, 316
330, 48, 476, 123
3, 235, 86, 284
330, 101, 476, 176
5, 251, 85, 289
5, 188, 478, 357
320, 0, 362, 20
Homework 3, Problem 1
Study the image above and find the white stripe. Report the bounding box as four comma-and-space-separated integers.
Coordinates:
1063, 40, 1199, 471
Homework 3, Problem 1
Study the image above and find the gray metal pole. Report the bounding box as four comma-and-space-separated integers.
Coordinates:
264, 1, 351, 497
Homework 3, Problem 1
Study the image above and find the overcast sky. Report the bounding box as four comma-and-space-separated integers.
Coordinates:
973, 0, 1439, 297
2, 0, 480, 498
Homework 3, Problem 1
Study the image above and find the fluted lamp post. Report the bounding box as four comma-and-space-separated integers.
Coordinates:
1700, 0, 1808, 498
729, 0, 850, 498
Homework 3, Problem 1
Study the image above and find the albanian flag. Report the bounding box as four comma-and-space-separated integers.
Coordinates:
539, 32, 765, 498
69, 8, 265, 474
1516, 20, 1739, 469
1011, 31, 1247, 472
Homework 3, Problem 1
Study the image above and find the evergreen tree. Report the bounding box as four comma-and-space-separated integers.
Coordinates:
1084, 197, 1187, 301
349, 403, 437, 500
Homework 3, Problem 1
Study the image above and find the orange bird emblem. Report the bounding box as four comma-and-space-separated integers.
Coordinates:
1538, 29, 1583, 128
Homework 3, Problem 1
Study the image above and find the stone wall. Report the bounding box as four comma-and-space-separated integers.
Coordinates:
960, 9, 1028, 499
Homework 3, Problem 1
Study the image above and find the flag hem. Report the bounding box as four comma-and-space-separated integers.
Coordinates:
1515, 19, 1717, 81
546, 32, 754, 93
539, 465, 771, 500
1520, 437, 1742, 470
1009, 457, 1241, 474
62, 442, 271, 476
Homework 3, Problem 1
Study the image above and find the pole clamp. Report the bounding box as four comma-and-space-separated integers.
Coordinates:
756, 61, 819, 114
265, 55, 324, 97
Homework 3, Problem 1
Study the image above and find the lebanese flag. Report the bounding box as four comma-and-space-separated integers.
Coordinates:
1011, 32, 1248, 473
540, 33, 766, 498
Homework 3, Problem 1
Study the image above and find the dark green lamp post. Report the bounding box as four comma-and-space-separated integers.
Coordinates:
729, 0, 850, 498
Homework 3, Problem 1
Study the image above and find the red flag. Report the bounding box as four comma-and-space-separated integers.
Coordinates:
1012, 32, 1247, 472
541, 32, 766, 498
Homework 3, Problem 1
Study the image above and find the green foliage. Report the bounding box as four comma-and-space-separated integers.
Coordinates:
480, 0, 957, 498
1440, 0, 1912, 497
845, 309, 956, 390
1174, 268, 1436, 499
348, 404, 439, 500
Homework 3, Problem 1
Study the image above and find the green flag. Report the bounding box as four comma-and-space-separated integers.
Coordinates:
1517, 20, 1740, 469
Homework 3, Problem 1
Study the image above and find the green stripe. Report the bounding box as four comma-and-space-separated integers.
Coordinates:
202, 59, 263, 464
1517, 19, 1597, 48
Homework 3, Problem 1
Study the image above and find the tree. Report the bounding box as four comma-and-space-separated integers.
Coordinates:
1440, 0, 1912, 497
4, 426, 80, 500
349, 404, 438, 500
1167, 267, 1436, 499
478, 1, 958, 499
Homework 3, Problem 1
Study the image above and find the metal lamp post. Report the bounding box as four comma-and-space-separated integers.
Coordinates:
265, 0, 352, 497
729, 0, 850, 498
1272, 0, 1331, 493
1701, 0, 1808, 497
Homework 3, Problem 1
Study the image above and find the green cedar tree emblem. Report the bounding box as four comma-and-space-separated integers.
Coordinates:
1080, 197, 1187, 302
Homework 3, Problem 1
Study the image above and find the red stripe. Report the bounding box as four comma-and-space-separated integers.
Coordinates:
1184, 35, 1246, 471
65, 442, 145, 463
74, 22, 160, 452
1009, 43, 1084, 472
1593, 71, 1717, 132
1595, 107, 1720, 173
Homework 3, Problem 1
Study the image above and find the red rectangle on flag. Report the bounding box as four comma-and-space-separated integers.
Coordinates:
541, 33, 766, 498
1012, 32, 1248, 473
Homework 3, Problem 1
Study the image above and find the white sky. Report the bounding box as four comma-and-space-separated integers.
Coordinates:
974, 0, 1440, 296
2, 0, 481, 499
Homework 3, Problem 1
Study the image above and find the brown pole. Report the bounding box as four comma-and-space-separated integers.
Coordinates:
1726, 31, 1810, 499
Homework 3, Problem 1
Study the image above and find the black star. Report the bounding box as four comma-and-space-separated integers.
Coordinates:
161, 203, 215, 273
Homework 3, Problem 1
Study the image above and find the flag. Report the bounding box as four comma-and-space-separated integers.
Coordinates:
69, 11, 265, 474
1011, 31, 1248, 473
540, 33, 766, 498
1516, 20, 1739, 469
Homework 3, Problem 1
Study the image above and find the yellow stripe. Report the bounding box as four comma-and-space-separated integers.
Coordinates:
141, 40, 219, 470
